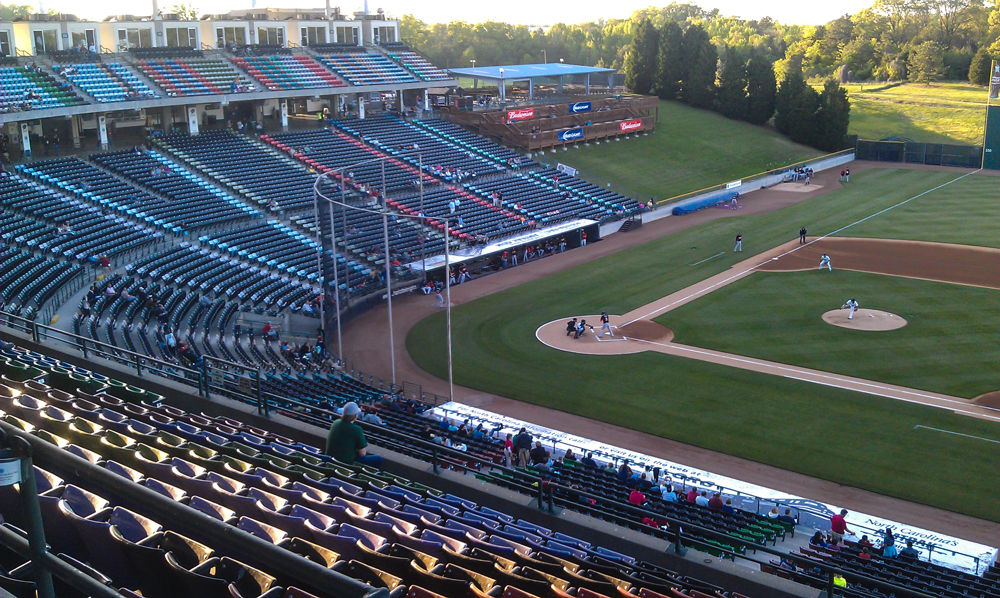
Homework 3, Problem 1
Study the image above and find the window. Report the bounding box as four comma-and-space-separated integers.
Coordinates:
166, 27, 197, 47
0, 32, 10, 57
117, 28, 152, 50
71, 30, 96, 51
374, 26, 395, 44
256, 27, 284, 46
216, 27, 247, 47
300, 26, 325, 46
32, 29, 59, 54
335, 27, 358, 45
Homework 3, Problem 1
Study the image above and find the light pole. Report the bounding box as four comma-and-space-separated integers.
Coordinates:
499, 67, 505, 103
470, 59, 476, 68
542, 49, 547, 64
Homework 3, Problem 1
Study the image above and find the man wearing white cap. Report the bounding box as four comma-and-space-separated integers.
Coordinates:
325, 402, 382, 468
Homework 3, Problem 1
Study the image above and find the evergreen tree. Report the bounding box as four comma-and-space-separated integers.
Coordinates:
680, 25, 718, 109
654, 20, 685, 100
774, 70, 806, 135
817, 79, 851, 151
746, 54, 778, 125
715, 47, 749, 120
908, 41, 946, 84
969, 47, 994, 85
624, 18, 659, 94
787, 85, 821, 147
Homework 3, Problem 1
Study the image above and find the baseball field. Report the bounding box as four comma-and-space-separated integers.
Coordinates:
406, 164, 1000, 523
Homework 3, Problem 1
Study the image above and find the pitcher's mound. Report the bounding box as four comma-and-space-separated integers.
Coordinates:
822, 309, 907, 331
619, 320, 674, 342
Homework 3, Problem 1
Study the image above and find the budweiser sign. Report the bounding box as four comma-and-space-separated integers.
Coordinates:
620, 119, 643, 132
507, 108, 534, 121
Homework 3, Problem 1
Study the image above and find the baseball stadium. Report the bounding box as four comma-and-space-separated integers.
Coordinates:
0, 2, 999, 598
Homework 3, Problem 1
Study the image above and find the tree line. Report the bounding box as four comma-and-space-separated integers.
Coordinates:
623, 18, 850, 152
401, 0, 1000, 86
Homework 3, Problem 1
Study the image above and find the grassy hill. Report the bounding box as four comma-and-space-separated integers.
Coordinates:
839, 81, 987, 145
545, 100, 821, 201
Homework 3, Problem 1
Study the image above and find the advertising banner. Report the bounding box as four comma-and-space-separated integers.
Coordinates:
558, 128, 585, 142
620, 119, 643, 132
507, 108, 534, 122
569, 101, 592, 114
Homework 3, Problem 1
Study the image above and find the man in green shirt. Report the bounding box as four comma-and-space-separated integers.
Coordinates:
325, 402, 382, 468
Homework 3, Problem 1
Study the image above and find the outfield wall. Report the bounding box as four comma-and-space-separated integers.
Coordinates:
665, 152, 856, 217
431, 402, 997, 575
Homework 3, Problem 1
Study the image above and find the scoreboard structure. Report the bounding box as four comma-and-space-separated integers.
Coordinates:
982, 61, 1000, 169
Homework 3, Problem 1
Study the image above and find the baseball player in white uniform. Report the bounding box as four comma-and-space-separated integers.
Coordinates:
819, 254, 832, 271
841, 298, 859, 319
599, 312, 614, 337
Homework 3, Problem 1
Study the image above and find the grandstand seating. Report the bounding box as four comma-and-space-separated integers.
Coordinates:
333, 115, 504, 179
90, 150, 261, 229
54, 62, 158, 103
232, 55, 346, 91
465, 174, 608, 225
134, 58, 255, 97
387, 187, 530, 239
0, 173, 162, 259
0, 65, 86, 111
266, 129, 433, 195
527, 168, 643, 215
381, 45, 451, 82
0, 245, 84, 319
415, 119, 536, 169
0, 342, 779, 598
155, 130, 317, 212
313, 49, 417, 86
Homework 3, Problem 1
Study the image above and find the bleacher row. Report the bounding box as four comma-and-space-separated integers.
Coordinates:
0, 344, 758, 598
3, 46, 451, 110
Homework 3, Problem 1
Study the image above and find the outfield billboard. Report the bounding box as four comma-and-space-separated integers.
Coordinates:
507, 108, 534, 122
558, 128, 585, 142
568, 101, 592, 114
620, 119, 643, 132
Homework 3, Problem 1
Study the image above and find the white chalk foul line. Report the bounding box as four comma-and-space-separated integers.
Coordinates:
623, 168, 982, 327
689, 252, 726, 266
913, 425, 1000, 444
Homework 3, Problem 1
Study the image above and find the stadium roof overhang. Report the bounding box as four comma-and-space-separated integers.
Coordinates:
446, 63, 614, 83
0, 78, 458, 123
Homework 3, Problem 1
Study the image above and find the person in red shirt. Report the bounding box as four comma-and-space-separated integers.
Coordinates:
830, 508, 851, 543
98, 254, 111, 278
686, 488, 699, 503
629, 487, 645, 506
708, 493, 724, 510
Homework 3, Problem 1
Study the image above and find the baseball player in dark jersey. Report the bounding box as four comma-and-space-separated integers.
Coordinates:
799, 226, 807, 244
599, 312, 614, 337
734, 233, 742, 252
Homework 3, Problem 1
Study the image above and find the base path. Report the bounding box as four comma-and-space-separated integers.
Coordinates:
341, 162, 1000, 545
537, 237, 1000, 422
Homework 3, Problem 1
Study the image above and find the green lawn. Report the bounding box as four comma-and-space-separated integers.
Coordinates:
839, 82, 987, 145
658, 270, 1000, 398
407, 167, 1000, 521
545, 100, 821, 201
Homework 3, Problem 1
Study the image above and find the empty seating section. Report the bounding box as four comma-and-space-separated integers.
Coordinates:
415, 119, 535, 168
388, 187, 529, 239
91, 150, 261, 229
135, 58, 254, 97
334, 115, 503, 179
466, 174, 607, 225
0, 246, 83, 319
267, 129, 430, 194
155, 131, 315, 212
201, 220, 368, 284
233, 55, 346, 91
55, 63, 158, 103
383, 47, 451, 82
0, 174, 161, 259
0, 66, 85, 111
528, 168, 643, 214
0, 345, 763, 598
314, 50, 416, 86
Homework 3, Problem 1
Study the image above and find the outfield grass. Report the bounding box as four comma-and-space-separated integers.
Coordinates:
658, 270, 1000, 398
839, 82, 987, 145
407, 167, 1000, 521
548, 100, 821, 200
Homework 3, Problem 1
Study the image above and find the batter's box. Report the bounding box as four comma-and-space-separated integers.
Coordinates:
595, 327, 628, 342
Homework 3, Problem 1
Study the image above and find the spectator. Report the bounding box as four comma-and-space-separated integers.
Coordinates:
779, 557, 798, 572
899, 539, 920, 561
563, 448, 576, 462
580, 452, 598, 469
637, 472, 653, 491
722, 498, 735, 514
80, 297, 90, 318
176, 342, 202, 368
359, 407, 384, 426
858, 547, 872, 560
857, 535, 873, 548
778, 509, 797, 525
617, 460, 633, 482
695, 491, 710, 507
686, 488, 699, 503
502, 434, 514, 467
881, 528, 898, 558
262, 321, 279, 341
767, 507, 780, 519
708, 493, 724, 510
661, 485, 678, 503
513, 428, 532, 467
98, 254, 111, 278
529, 441, 548, 468
810, 531, 829, 548
830, 509, 851, 544
628, 486, 646, 506
324, 402, 382, 468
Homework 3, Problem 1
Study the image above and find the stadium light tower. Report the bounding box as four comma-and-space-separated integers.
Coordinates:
499, 68, 505, 102
542, 49, 547, 63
